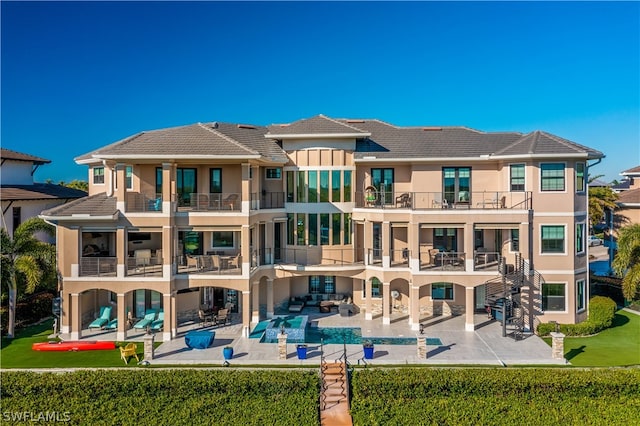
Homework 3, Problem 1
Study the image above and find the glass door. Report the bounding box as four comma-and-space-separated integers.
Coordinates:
371, 168, 394, 205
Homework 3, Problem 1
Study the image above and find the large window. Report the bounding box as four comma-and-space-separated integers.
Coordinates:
320, 214, 329, 245
443, 167, 470, 204
372, 168, 394, 205
212, 231, 234, 248
575, 162, 585, 192
297, 214, 306, 245
156, 167, 163, 195
540, 163, 565, 191
364, 277, 381, 298
541, 225, 565, 253
576, 279, 586, 312
510, 229, 520, 252
125, 166, 133, 190
308, 171, 318, 203
432, 282, 454, 300
510, 164, 525, 191
266, 168, 281, 180
308, 214, 318, 245
287, 213, 294, 245
344, 171, 352, 202
177, 168, 197, 205
332, 213, 341, 245
434, 228, 457, 252
576, 223, 585, 254
93, 167, 105, 184
210, 168, 222, 194
309, 276, 336, 294
320, 171, 329, 202
297, 171, 306, 203
542, 283, 566, 312
343, 213, 351, 245
332, 170, 341, 202
286, 171, 294, 202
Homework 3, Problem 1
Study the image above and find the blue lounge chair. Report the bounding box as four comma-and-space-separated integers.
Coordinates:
133, 309, 157, 329
105, 318, 118, 330
151, 311, 164, 331
88, 306, 112, 329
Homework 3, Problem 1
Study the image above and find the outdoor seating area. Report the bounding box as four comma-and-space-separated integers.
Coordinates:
178, 253, 242, 274
133, 309, 161, 330
288, 294, 350, 313
198, 307, 232, 327
88, 306, 112, 330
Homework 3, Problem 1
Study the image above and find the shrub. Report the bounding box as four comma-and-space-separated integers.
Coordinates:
589, 296, 617, 328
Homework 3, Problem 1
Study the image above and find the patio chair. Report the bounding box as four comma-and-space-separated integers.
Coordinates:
133, 309, 157, 330
150, 310, 164, 331
119, 343, 139, 364
198, 309, 213, 327
105, 318, 118, 330
88, 306, 112, 330
215, 308, 230, 326
223, 194, 238, 210
228, 254, 241, 270
186, 255, 200, 270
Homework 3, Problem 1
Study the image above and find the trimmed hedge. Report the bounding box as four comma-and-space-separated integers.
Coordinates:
537, 296, 617, 337
1, 370, 320, 425
350, 368, 640, 425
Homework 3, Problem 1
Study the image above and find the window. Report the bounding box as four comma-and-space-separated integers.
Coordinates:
343, 171, 352, 202
332, 213, 341, 245
286, 171, 294, 202
576, 279, 586, 312
212, 231, 234, 248
443, 167, 470, 204
541, 225, 565, 253
510, 164, 525, 191
343, 213, 351, 245
210, 168, 222, 193
287, 213, 294, 245
541, 163, 565, 191
308, 214, 318, 245
309, 276, 336, 294
297, 171, 306, 203
434, 228, 457, 251
432, 283, 453, 300
575, 162, 585, 192
12, 207, 21, 234
372, 168, 394, 205
308, 171, 318, 203
156, 167, 163, 195
93, 167, 105, 184
576, 223, 585, 254
332, 170, 341, 202
266, 168, 281, 179
297, 214, 305, 245
510, 229, 520, 252
176, 168, 197, 205
125, 166, 133, 189
542, 283, 566, 312
364, 277, 381, 298
320, 171, 329, 202
320, 214, 329, 245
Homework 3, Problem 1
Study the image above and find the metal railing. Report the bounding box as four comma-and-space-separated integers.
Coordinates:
126, 256, 163, 277
126, 192, 163, 212
175, 254, 242, 275
355, 191, 532, 210
390, 249, 410, 268
79, 257, 117, 277
177, 192, 241, 211
418, 251, 466, 271
250, 192, 285, 210
277, 247, 363, 266
473, 251, 501, 271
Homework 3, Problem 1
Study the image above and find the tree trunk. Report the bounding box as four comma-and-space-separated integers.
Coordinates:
7, 285, 16, 338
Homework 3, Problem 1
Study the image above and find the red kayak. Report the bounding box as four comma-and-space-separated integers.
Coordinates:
32, 341, 116, 351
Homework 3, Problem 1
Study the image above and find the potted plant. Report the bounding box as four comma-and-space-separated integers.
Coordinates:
296, 344, 308, 360
363, 340, 374, 360
223, 346, 234, 360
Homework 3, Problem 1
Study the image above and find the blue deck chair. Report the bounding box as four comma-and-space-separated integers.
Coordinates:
88, 306, 112, 329
150, 310, 164, 331
105, 318, 118, 330
133, 309, 157, 329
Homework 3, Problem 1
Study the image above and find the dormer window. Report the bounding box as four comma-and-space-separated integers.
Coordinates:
93, 167, 105, 184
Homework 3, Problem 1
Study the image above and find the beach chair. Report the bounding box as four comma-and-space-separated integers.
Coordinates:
151, 311, 164, 331
88, 306, 112, 330
119, 343, 139, 364
133, 309, 157, 330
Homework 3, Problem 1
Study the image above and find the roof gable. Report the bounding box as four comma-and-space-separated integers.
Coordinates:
266, 114, 370, 138
1, 148, 50, 164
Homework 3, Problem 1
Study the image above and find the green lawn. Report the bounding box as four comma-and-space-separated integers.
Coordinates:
544, 310, 640, 367
1, 319, 143, 368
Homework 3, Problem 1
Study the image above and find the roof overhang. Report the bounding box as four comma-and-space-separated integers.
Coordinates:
266, 133, 371, 140
39, 212, 119, 222
354, 153, 598, 163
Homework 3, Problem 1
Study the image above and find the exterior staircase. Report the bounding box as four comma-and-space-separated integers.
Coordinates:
320, 353, 352, 425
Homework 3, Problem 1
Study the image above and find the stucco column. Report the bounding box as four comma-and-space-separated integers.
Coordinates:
266, 279, 274, 319
116, 227, 126, 278
382, 221, 390, 268
60, 291, 70, 334
241, 224, 250, 276
161, 162, 173, 213
363, 221, 371, 265
241, 163, 250, 213
252, 280, 260, 323
116, 293, 127, 341
409, 284, 420, 330
162, 293, 172, 341
242, 290, 250, 337
70, 293, 82, 340
465, 287, 475, 332
382, 282, 391, 325
170, 293, 177, 338
464, 223, 474, 271
115, 162, 126, 211
410, 222, 420, 271
364, 278, 372, 320
162, 225, 172, 277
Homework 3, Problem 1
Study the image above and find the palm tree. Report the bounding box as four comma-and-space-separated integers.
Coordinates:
612, 223, 640, 301
588, 186, 618, 230
1, 217, 55, 338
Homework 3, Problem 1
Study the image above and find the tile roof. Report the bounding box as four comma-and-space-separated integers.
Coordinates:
1, 148, 50, 164
494, 131, 603, 158
266, 114, 370, 137
621, 165, 640, 175
76, 123, 286, 163
617, 187, 640, 205
0, 184, 86, 201
40, 193, 118, 218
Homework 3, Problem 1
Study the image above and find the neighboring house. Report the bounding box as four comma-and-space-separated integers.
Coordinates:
41, 115, 603, 342
1, 148, 86, 242
615, 166, 640, 227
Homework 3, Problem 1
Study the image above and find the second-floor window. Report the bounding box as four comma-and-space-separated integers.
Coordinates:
541, 225, 565, 253
443, 167, 470, 204
266, 168, 281, 179
93, 167, 105, 184
176, 168, 197, 205
510, 164, 525, 191
576, 279, 586, 312
575, 162, 585, 192
576, 223, 585, 254
540, 163, 565, 191
210, 168, 222, 194
125, 166, 133, 190
371, 168, 394, 205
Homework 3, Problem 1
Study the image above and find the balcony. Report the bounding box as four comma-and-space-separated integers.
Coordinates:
126, 255, 164, 277
250, 192, 285, 210
79, 257, 117, 277
175, 253, 242, 275
276, 247, 364, 267
126, 192, 163, 213
418, 251, 467, 271
178, 193, 241, 212
355, 191, 532, 210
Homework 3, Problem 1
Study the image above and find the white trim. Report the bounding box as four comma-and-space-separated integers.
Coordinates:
575, 161, 587, 194
576, 222, 586, 255
354, 153, 592, 163
541, 282, 568, 314
538, 161, 567, 193
267, 132, 371, 139
508, 162, 526, 192
93, 154, 262, 160
539, 223, 567, 255
576, 278, 587, 313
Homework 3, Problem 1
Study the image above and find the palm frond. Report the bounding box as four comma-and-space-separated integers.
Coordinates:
14, 255, 42, 294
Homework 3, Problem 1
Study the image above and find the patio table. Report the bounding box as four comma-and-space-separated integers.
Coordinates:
185, 330, 215, 349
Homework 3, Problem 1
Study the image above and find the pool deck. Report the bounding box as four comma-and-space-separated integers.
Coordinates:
144, 310, 566, 366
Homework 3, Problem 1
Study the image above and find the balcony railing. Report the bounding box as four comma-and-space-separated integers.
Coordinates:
126, 256, 164, 277
79, 257, 117, 277
250, 192, 285, 210
473, 251, 501, 271
178, 193, 241, 211
126, 192, 163, 213
419, 251, 466, 271
175, 253, 242, 275
276, 247, 363, 267
355, 191, 532, 210
390, 249, 410, 268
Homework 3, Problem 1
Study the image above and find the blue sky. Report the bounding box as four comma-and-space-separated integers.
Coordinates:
2, 1, 638, 183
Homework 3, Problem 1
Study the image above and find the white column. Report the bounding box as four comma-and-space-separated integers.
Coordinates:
382, 282, 390, 325
465, 286, 475, 332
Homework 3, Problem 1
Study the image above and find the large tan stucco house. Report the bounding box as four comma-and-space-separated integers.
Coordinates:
616, 166, 640, 227
40, 115, 604, 341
